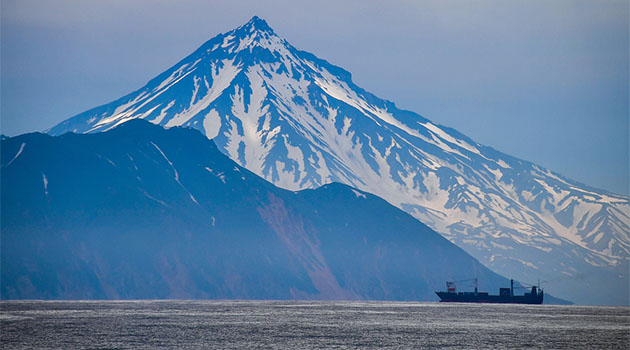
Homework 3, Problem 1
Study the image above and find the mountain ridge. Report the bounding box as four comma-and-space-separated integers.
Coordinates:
3, 119, 526, 301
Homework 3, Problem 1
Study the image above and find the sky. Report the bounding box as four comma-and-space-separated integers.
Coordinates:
1, 0, 628, 195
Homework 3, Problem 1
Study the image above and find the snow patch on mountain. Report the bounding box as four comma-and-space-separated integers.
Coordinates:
42, 173, 49, 197
3, 142, 25, 168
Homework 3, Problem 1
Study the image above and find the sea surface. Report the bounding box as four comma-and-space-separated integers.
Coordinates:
1, 300, 628, 349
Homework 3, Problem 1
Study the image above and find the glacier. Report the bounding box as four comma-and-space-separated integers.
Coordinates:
48, 16, 629, 304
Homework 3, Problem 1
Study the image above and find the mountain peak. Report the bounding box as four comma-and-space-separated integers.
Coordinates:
214, 16, 290, 57
238, 16, 274, 35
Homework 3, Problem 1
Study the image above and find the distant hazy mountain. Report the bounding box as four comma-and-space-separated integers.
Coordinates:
47, 17, 628, 304
2, 120, 521, 300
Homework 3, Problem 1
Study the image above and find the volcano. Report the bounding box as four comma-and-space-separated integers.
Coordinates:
48, 17, 629, 304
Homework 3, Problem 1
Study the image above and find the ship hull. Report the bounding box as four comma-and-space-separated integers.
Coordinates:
435, 292, 543, 304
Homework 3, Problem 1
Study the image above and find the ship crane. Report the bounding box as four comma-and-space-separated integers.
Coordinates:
445, 278, 478, 294
513, 279, 543, 290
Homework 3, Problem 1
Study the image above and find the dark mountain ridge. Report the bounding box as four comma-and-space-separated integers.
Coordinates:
2, 120, 518, 300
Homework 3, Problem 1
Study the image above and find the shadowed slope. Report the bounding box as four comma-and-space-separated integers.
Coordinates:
3, 120, 515, 301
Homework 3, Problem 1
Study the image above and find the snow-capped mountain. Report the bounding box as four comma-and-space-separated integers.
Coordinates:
49, 17, 629, 304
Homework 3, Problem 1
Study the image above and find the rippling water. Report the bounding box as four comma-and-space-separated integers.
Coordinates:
1, 301, 628, 349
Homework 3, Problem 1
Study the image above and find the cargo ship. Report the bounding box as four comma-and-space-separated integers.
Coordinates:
435, 279, 543, 304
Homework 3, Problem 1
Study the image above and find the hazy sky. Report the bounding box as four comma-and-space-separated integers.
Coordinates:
2, 0, 628, 195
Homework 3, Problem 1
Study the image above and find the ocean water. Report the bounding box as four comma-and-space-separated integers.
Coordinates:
1, 301, 628, 349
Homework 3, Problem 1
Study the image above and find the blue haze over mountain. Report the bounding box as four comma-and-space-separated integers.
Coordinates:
44, 17, 629, 305
2, 120, 521, 301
